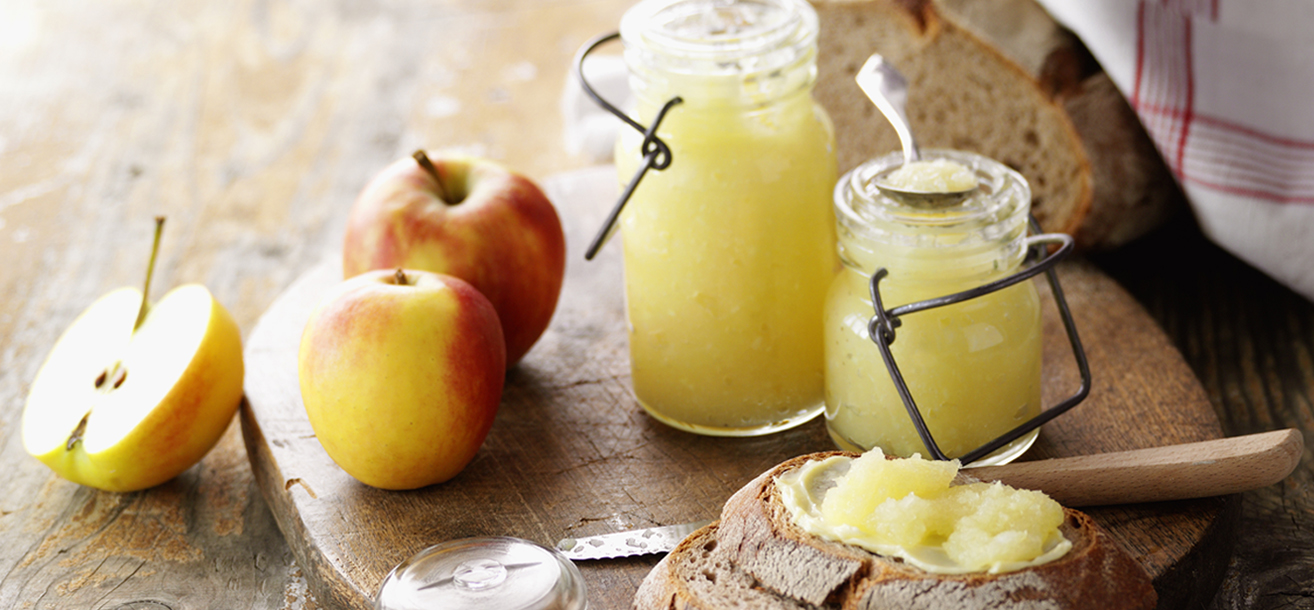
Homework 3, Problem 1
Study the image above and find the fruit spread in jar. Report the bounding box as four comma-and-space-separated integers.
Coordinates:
882, 158, 977, 193
776, 450, 1072, 574
615, 0, 837, 436
824, 149, 1041, 464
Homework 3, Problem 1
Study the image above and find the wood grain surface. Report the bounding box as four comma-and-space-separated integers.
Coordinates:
1094, 218, 1314, 610
243, 168, 1230, 610
1, 1, 1310, 609
0, 2, 628, 609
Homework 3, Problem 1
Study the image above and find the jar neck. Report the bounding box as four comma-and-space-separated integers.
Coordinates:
620, 0, 819, 110
834, 150, 1032, 288
836, 226, 1029, 288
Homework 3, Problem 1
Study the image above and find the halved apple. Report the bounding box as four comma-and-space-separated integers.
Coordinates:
21, 284, 244, 492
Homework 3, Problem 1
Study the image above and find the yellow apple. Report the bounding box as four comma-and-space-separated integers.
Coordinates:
21, 284, 245, 492
298, 268, 506, 490
342, 151, 566, 368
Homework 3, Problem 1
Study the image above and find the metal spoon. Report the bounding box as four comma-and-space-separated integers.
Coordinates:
854, 54, 977, 208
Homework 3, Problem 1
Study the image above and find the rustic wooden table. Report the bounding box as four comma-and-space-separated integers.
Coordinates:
0, 1, 1309, 609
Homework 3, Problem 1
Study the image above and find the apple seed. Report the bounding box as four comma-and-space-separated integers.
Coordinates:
94, 361, 127, 390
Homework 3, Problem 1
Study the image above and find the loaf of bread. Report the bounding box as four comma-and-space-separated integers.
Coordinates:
634, 452, 1157, 609
810, 0, 1183, 249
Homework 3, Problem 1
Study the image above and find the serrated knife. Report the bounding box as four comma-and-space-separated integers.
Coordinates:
556, 519, 714, 560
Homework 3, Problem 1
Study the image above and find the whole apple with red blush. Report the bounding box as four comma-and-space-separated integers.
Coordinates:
298, 268, 505, 490
343, 151, 566, 367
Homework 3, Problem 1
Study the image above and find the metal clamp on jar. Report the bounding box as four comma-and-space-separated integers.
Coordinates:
825, 148, 1090, 466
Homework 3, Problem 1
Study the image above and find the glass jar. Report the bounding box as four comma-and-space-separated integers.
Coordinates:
824, 150, 1042, 465
614, 0, 838, 436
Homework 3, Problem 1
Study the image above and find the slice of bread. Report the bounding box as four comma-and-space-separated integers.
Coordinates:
810, 0, 1183, 249
635, 452, 1157, 609
634, 522, 820, 610
810, 0, 1092, 238
936, 0, 1185, 251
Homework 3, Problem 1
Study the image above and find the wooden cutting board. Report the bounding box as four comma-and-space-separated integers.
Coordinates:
241, 167, 1234, 610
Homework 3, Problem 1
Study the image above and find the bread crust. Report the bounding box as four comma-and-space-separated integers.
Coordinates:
635, 522, 824, 610
636, 452, 1157, 610
937, 0, 1186, 250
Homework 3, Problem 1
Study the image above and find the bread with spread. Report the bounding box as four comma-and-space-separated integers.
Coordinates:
634, 452, 1156, 609
810, 0, 1182, 250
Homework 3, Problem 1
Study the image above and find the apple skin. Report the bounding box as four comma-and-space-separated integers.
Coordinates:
21, 284, 244, 493
342, 152, 566, 368
298, 269, 506, 490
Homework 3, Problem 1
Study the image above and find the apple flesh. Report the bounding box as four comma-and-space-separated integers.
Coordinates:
21, 284, 245, 492
342, 152, 566, 367
298, 269, 506, 490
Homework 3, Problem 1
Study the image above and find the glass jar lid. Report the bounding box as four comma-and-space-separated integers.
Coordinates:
375, 537, 588, 610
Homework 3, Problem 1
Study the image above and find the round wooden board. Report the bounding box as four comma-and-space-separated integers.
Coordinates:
241, 167, 1235, 610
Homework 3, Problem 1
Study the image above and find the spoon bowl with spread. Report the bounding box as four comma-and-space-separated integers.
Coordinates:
854, 54, 979, 208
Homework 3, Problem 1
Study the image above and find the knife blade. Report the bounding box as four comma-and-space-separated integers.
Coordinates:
556, 519, 714, 560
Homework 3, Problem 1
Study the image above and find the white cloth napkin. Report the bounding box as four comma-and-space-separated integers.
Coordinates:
1037, 0, 1314, 301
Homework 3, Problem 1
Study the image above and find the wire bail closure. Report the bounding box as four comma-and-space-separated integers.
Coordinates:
573, 32, 683, 261
577, 32, 1087, 462
868, 219, 1091, 465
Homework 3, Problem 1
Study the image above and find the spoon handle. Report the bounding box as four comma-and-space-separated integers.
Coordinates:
851, 54, 925, 163
968, 429, 1303, 507
855, 54, 920, 163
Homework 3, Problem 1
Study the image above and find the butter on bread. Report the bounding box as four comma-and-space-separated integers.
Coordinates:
634, 452, 1156, 609
810, 0, 1182, 250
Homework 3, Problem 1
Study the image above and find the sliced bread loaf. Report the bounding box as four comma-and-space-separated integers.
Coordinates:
635, 452, 1157, 610
937, 0, 1185, 250
810, 0, 1182, 249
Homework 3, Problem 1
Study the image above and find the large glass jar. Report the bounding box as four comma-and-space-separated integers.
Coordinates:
615, 0, 838, 436
824, 150, 1041, 465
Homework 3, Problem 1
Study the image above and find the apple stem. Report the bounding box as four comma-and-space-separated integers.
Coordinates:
134, 216, 165, 332
394, 268, 408, 285
412, 150, 457, 206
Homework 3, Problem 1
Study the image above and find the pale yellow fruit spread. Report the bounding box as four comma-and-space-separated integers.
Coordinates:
777, 451, 1071, 574
614, 0, 837, 436
824, 150, 1040, 464
615, 80, 837, 435
882, 159, 977, 193
616, 100, 837, 433
823, 264, 1042, 459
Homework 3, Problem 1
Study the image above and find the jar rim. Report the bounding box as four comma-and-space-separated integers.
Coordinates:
832, 150, 1032, 280
620, 0, 817, 76
835, 149, 1030, 233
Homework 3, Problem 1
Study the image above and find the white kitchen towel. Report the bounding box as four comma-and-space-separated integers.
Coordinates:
1037, 0, 1314, 301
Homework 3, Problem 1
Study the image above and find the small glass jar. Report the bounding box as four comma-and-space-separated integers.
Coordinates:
614, 0, 838, 436
824, 150, 1042, 465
